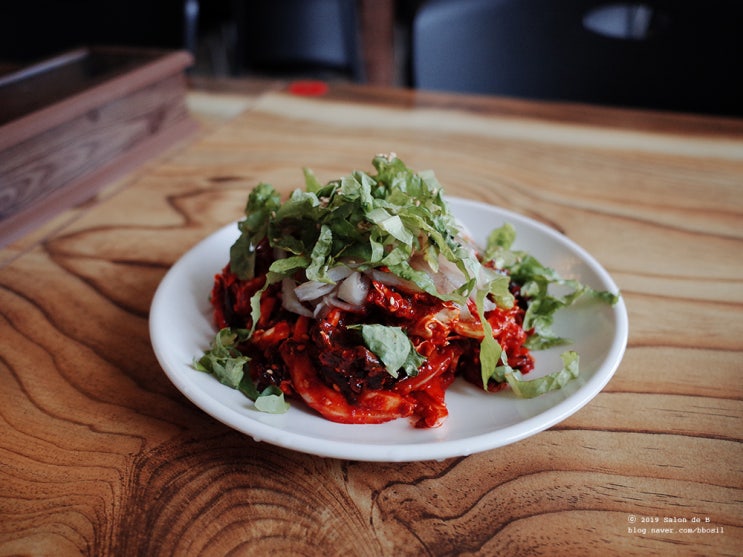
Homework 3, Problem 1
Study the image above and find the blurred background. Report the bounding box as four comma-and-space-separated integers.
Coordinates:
0, 0, 741, 116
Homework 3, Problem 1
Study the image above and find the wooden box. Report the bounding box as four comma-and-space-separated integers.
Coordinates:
0, 47, 198, 247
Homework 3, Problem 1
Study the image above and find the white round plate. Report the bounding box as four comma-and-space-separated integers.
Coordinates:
150, 197, 628, 462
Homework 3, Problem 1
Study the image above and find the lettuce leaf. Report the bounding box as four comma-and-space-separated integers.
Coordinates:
194, 327, 289, 413
506, 351, 580, 398
349, 324, 425, 378
253, 385, 290, 414
193, 328, 251, 389
474, 278, 507, 388
230, 183, 281, 279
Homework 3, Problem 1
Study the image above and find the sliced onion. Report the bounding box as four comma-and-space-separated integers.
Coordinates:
282, 278, 313, 317
311, 294, 357, 318
295, 280, 335, 301
407, 251, 470, 296
326, 265, 354, 282
337, 271, 369, 306
480, 297, 497, 313
455, 296, 495, 321
368, 269, 422, 293
313, 299, 329, 319
324, 294, 360, 313
477, 265, 506, 290
454, 300, 472, 321
434, 256, 468, 294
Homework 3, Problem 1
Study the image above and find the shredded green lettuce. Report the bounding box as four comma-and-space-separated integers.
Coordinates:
253, 385, 291, 414
349, 324, 425, 379
506, 351, 580, 398
193, 328, 251, 389
194, 327, 289, 413
231, 154, 479, 304
230, 183, 281, 278
474, 277, 510, 388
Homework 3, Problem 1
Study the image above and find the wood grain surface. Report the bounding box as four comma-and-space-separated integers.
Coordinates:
1, 81, 741, 556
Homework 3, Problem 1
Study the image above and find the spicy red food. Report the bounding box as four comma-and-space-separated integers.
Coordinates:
210, 236, 533, 428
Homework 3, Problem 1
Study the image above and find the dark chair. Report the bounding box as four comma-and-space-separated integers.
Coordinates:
232, 0, 365, 82
411, 0, 743, 116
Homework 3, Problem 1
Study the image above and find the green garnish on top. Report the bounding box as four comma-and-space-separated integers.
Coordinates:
230, 153, 481, 304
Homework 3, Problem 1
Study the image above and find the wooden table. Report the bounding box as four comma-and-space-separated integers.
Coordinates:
1, 78, 741, 556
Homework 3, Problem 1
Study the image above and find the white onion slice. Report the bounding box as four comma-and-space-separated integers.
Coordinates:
326, 265, 354, 282
368, 269, 421, 293
281, 278, 313, 317
337, 271, 369, 306
295, 280, 336, 301
324, 294, 360, 313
